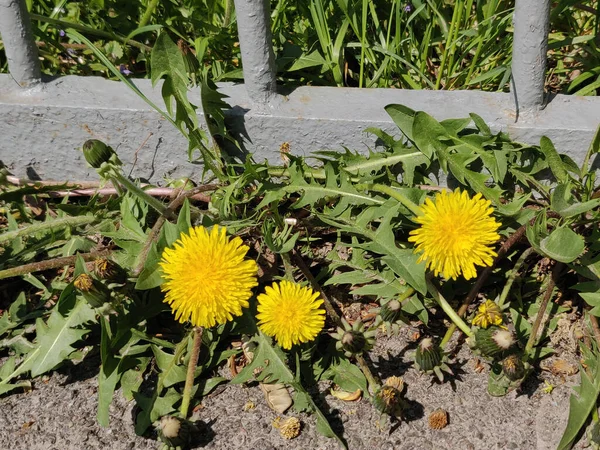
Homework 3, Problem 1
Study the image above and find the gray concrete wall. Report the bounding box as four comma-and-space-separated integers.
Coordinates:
0, 74, 599, 182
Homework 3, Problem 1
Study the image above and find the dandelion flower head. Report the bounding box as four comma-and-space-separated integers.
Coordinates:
160, 225, 258, 328
408, 189, 500, 280
256, 281, 325, 350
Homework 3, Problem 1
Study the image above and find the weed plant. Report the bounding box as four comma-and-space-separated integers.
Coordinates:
1, 31, 600, 449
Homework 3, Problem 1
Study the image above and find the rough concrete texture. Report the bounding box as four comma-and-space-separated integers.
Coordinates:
1, 74, 600, 182
232, 0, 281, 107
0, 328, 586, 450
511, 0, 551, 112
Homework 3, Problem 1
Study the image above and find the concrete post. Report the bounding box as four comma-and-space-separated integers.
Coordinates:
510, 0, 551, 115
232, 0, 281, 107
0, 0, 42, 88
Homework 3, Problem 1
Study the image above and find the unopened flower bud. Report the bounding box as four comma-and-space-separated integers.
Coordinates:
157, 415, 192, 449
471, 326, 515, 358
73, 273, 110, 308
502, 354, 526, 381
82, 139, 115, 169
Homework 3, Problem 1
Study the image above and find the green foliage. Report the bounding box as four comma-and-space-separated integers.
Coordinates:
557, 340, 600, 450
1, 77, 600, 448
4, 0, 597, 94
0, 285, 96, 385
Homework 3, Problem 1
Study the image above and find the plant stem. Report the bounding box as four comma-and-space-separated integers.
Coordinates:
180, 326, 203, 419
361, 183, 422, 216
51, 187, 211, 201
497, 247, 534, 308
359, 0, 368, 88
5, 175, 216, 202
139, 0, 160, 28
524, 263, 562, 355
110, 171, 176, 220
0, 249, 111, 280
355, 354, 379, 391
292, 252, 341, 324
426, 276, 473, 338
0, 215, 96, 244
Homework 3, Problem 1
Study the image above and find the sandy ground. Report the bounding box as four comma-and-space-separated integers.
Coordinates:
0, 332, 585, 450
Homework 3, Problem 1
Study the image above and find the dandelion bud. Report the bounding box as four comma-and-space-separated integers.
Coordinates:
157, 415, 192, 450
73, 273, 110, 308
379, 299, 403, 323
471, 300, 503, 329
471, 326, 515, 358
331, 319, 376, 357
82, 139, 115, 169
414, 338, 453, 382
415, 338, 442, 372
94, 258, 125, 283
73, 273, 93, 292
501, 354, 526, 381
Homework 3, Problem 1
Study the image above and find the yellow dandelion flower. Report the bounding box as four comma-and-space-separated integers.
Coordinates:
408, 189, 500, 280
472, 300, 503, 328
160, 225, 258, 328
256, 281, 325, 350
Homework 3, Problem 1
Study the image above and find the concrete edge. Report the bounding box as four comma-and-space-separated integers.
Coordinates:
1, 75, 599, 181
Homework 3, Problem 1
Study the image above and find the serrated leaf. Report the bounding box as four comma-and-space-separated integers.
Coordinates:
151, 33, 188, 88
324, 271, 374, 287
440, 117, 472, 135
551, 184, 600, 218
152, 345, 187, 388
496, 193, 531, 217
469, 113, 491, 135
259, 163, 383, 212
312, 400, 347, 449
30, 296, 96, 377
231, 333, 346, 447
412, 111, 449, 160
0, 289, 96, 385
121, 357, 151, 401
446, 152, 502, 203
231, 333, 294, 385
